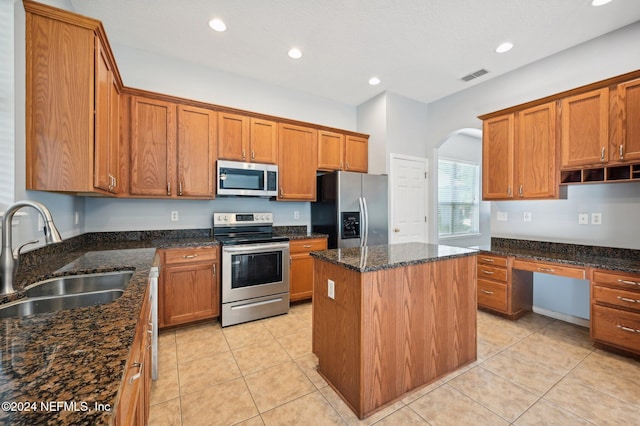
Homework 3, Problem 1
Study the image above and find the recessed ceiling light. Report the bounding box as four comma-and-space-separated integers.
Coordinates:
208, 18, 227, 32
591, 0, 612, 6
288, 48, 302, 59
495, 42, 514, 53
368, 77, 381, 86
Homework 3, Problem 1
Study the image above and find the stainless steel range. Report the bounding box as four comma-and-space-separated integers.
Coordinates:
213, 212, 290, 327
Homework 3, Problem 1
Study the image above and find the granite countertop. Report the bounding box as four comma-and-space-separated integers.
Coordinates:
310, 242, 478, 272
0, 236, 221, 426
479, 238, 640, 275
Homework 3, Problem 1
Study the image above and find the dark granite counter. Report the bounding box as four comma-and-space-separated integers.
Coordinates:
310, 242, 478, 272
0, 233, 221, 426
480, 238, 640, 275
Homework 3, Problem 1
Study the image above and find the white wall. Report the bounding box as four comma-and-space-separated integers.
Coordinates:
356, 93, 387, 175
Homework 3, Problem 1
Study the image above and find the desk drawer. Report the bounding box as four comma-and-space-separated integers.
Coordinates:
592, 305, 640, 354
477, 279, 507, 312
477, 265, 507, 282
477, 255, 507, 268
593, 270, 640, 290
593, 285, 640, 312
512, 259, 586, 280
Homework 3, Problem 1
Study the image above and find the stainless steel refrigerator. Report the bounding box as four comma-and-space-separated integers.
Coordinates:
311, 171, 388, 249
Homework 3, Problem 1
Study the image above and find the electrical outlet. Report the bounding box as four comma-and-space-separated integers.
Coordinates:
578, 213, 589, 225
497, 211, 508, 222
294, 211, 300, 220
170, 211, 179, 222
327, 279, 335, 299
591, 213, 602, 225
523, 212, 532, 222
74, 211, 79, 225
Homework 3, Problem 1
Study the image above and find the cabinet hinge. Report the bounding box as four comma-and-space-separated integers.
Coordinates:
425, 216, 428, 223
424, 172, 428, 179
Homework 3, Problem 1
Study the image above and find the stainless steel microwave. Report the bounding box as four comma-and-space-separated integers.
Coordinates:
217, 160, 278, 197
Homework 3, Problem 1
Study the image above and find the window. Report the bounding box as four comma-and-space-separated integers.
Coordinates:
438, 158, 479, 237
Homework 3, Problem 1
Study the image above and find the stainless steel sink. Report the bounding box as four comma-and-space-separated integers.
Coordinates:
0, 290, 124, 319
24, 271, 134, 298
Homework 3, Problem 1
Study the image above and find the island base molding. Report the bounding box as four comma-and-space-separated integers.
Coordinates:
312, 255, 477, 419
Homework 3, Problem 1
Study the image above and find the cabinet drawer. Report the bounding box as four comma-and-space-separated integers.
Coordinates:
592, 305, 640, 354
593, 270, 640, 290
163, 247, 217, 265
477, 279, 507, 312
512, 259, 585, 279
593, 285, 640, 312
289, 238, 327, 254
477, 265, 507, 282
477, 255, 507, 268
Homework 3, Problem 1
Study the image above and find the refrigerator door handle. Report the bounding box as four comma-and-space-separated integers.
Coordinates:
358, 197, 365, 247
362, 197, 369, 247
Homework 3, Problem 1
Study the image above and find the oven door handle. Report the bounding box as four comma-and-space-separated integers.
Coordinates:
222, 242, 290, 253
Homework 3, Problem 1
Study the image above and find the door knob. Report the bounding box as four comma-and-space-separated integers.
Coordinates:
394, 228, 400, 233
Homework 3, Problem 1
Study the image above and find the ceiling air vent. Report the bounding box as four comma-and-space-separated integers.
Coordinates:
461, 69, 489, 82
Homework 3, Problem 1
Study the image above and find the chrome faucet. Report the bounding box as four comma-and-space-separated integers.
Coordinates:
1, 201, 63, 295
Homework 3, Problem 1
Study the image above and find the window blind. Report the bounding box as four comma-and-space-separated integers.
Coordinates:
438, 158, 479, 237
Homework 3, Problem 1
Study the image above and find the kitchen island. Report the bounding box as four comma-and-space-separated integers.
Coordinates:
311, 242, 478, 419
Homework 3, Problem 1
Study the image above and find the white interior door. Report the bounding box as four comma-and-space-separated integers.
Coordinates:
390, 154, 428, 244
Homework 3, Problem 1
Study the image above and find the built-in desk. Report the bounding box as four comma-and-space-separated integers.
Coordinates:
479, 238, 640, 356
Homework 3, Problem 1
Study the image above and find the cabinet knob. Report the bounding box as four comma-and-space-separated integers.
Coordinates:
519, 185, 524, 197
129, 362, 144, 384
212, 264, 216, 275
179, 181, 183, 196
251, 150, 255, 160
346, 161, 350, 169
242, 149, 246, 160
167, 182, 171, 196
183, 254, 198, 259
601, 147, 605, 162
620, 144, 624, 160
507, 186, 512, 197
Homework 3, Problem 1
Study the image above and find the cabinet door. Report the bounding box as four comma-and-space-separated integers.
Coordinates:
482, 114, 514, 200
561, 88, 609, 167
218, 112, 249, 161
344, 136, 368, 172
516, 102, 558, 199
161, 262, 218, 327
317, 130, 344, 171
177, 105, 217, 198
291, 254, 314, 302
278, 123, 318, 200
94, 38, 112, 192
617, 78, 640, 162
129, 97, 176, 196
26, 13, 94, 192
250, 118, 278, 164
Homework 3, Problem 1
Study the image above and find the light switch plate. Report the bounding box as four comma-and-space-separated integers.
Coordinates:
523, 212, 532, 222
327, 279, 335, 299
497, 211, 508, 222
578, 213, 589, 225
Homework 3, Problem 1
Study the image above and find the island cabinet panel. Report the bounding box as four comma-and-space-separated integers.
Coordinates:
313, 255, 476, 419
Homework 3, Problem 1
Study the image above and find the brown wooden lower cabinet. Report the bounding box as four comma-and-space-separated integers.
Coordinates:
313, 255, 476, 419
159, 246, 220, 328
289, 237, 327, 302
476, 254, 532, 319
115, 283, 151, 425
591, 269, 640, 355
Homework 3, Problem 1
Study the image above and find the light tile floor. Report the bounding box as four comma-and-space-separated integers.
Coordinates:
149, 303, 640, 425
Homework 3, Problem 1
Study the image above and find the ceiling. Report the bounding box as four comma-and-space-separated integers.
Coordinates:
68, 0, 640, 106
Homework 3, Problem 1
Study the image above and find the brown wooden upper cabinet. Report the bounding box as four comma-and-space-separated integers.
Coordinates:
482, 101, 558, 200
25, 1, 121, 194
317, 131, 369, 173
278, 123, 318, 200
615, 78, 640, 163
129, 96, 216, 198
217, 113, 277, 164
482, 114, 515, 200
560, 88, 609, 168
